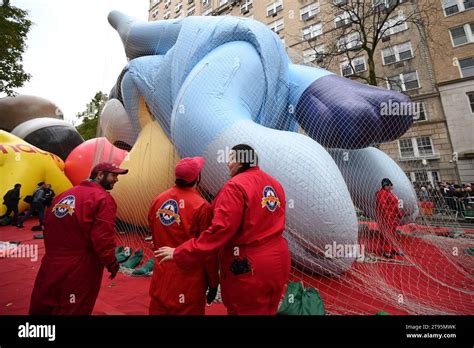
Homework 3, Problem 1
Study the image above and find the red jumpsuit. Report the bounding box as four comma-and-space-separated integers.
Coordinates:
174, 166, 290, 315
148, 186, 219, 315
375, 188, 403, 254
29, 180, 117, 315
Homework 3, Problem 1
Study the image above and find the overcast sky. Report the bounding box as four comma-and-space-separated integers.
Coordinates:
7, 0, 149, 124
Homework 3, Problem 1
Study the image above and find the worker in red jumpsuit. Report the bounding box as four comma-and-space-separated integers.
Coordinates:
148, 157, 219, 315
375, 178, 404, 258
29, 162, 128, 315
156, 144, 290, 315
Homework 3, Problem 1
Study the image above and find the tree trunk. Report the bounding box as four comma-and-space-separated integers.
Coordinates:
367, 52, 377, 86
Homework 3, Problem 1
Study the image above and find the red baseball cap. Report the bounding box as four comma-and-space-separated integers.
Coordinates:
91, 162, 128, 175
175, 157, 205, 183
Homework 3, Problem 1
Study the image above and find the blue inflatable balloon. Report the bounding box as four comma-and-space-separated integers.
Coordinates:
104, 12, 418, 275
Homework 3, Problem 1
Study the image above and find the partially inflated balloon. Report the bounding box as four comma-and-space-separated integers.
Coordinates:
0, 95, 63, 132
12, 118, 84, 161
0, 131, 72, 214
64, 137, 128, 186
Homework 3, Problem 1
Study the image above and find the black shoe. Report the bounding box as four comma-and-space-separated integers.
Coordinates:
392, 250, 404, 256
16, 224, 24, 228
383, 252, 393, 259
31, 225, 43, 231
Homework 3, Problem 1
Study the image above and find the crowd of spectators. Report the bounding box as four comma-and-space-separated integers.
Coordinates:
414, 182, 473, 215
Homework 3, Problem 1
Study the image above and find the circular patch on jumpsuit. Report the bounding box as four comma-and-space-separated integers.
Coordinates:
157, 199, 181, 226
52, 195, 76, 218
261, 186, 280, 212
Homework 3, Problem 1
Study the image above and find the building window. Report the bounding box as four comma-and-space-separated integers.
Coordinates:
417, 137, 434, 156
337, 32, 361, 51
240, 0, 253, 14
151, 9, 159, 18
333, 0, 348, 5
399, 137, 436, 160
187, 6, 195, 16
268, 18, 284, 34
382, 41, 413, 65
449, 23, 474, 46
303, 45, 325, 64
151, 0, 161, 8
467, 92, 474, 112
459, 57, 474, 77
450, 26, 468, 46
381, 13, 407, 37
406, 171, 440, 186
442, 0, 474, 16
399, 138, 415, 158
335, 11, 355, 28
302, 23, 323, 40
340, 57, 366, 76
175, 2, 183, 13
300, 2, 320, 21
267, 0, 283, 17
164, 10, 171, 19
202, 0, 210, 7
219, 0, 229, 5
414, 102, 427, 121
414, 171, 429, 183
373, 0, 403, 10
387, 71, 420, 92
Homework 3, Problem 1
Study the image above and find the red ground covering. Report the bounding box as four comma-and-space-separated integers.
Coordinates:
1, 219, 473, 315
0, 219, 226, 315
293, 222, 474, 315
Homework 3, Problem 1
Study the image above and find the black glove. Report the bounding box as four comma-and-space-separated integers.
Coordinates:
206, 287, 218, 304
107, 259, 120, 280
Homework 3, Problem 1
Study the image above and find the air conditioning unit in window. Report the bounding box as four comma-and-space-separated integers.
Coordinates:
381, 36, 391, 42
342, 68, 352, 77
241, 8, 249, 14
465, 0, 474, 9
395, 62, 405, 68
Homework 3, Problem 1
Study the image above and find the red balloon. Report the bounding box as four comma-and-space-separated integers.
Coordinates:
65, 137, 128, 186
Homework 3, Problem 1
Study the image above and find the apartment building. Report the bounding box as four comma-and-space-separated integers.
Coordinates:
424, 0, 474, 183
148, 0, 471, 185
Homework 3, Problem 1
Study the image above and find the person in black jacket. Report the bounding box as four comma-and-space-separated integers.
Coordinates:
1, 184, 22, 226
43, 184, 56, 208
17, 182, 47, 230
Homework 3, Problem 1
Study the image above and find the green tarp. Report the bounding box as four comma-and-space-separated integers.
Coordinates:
278, 281, 325, 315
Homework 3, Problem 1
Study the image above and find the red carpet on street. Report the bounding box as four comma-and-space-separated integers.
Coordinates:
1, 218, 473, 315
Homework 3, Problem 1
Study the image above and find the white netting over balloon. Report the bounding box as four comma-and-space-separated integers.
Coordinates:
91, 12, 473, 314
